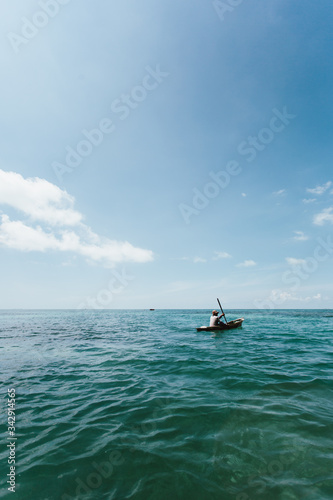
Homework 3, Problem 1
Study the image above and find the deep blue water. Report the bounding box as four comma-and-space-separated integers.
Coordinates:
1, 309, 333, 500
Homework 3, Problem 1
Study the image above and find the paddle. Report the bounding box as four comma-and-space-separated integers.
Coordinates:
217, 298, 228, 325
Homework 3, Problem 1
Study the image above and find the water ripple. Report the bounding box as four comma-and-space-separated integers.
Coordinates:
0, 309, 332, 499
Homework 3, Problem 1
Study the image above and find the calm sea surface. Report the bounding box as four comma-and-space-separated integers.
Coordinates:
1, 309, 333, 500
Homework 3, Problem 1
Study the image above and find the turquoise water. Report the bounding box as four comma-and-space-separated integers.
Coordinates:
1, 309, 333, 500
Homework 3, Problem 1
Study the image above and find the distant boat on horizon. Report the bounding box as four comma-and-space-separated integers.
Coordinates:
149, 308, 155, 311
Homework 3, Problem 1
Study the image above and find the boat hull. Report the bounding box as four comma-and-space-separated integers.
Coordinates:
196, 318, 244, 332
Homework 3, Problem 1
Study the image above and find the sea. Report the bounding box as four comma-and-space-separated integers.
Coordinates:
0, 309, 333, 500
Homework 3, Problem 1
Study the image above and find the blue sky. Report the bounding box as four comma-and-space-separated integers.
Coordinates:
0, 0, 332, 309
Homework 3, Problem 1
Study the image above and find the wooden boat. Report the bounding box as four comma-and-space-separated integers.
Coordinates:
196, 318, 244, 332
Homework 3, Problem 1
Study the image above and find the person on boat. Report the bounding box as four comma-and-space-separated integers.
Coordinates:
210, 310, 225, 327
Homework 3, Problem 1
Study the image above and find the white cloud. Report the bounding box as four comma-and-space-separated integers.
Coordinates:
302, 198, 316, 204
0, 215, 60, 251
0, 169, 82, 226
0, 215, 153, 266
307, 181, 332, 195
270, 289, 321, 303
286, 257, 306, 266
313, 207, 333, 226
273, 189, 286, 197
241, 193, 247, 197
193, 256, 207, 263
236, 260, 256, 267
171, 256, 206, 263
0, 169, 154, 267
213, 251, 232, 260
293, 231, 309, 241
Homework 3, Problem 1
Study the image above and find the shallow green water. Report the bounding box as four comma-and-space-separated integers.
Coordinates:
1, 309, 333, 499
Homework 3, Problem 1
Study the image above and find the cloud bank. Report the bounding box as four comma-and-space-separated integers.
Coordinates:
0, 169, 82, 226
0, 169, 153, 267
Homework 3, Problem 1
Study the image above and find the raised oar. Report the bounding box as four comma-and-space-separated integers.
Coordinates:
217, 298, 228, 325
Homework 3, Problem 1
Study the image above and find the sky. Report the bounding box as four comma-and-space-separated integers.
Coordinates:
0, 0, 332, 309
